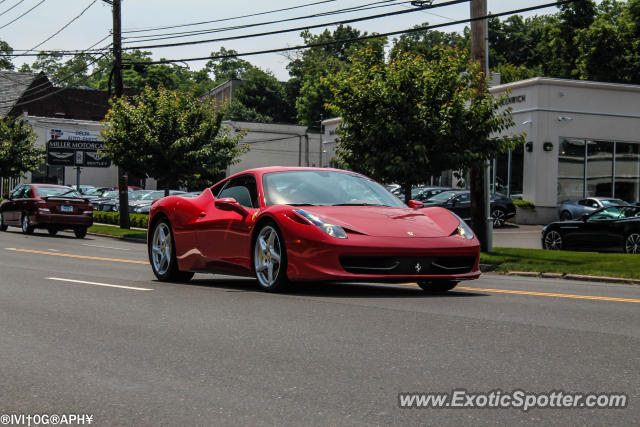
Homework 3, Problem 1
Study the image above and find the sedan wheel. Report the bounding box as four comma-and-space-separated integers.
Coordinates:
0, 212, 7, 232
543, 230, 563, 250
491, 208, 506, 228
253, 224, 288, 292
560, 211, 572, 221
625, 233, 640, 254
148, 219, 194, 282
21, 214, 34, 234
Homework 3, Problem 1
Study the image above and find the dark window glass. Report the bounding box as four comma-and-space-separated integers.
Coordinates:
586, 140, 614, 198
614, 142, 640, 202
558, 138, 586, 202
218, 175, 258, 208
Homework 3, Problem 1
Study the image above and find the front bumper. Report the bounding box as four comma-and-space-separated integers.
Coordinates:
283, 232, 481, 282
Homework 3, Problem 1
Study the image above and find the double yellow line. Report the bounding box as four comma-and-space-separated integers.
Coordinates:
6, 248, 640, 304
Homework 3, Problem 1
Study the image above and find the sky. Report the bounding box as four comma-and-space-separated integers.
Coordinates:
0, 0, 562, 80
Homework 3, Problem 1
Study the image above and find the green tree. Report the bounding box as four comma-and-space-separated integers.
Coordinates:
206, 47, 253, 83
227, 67, 296, 123
287, 25, 386, 128
101, 86, 247, 195
390, 24, 468, 60
0, 40, 14, 70
0, 117, 44, 179
326, 47, 523, 204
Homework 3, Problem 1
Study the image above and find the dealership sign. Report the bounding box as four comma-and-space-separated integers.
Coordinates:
46, 129, 111, 168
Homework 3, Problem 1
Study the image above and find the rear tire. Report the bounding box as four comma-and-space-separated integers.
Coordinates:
74, 227, 87, 239
21, 214, 34, 234
491, 208, 507, 228
624, 233, 640, 254
0, 212, 7, 232
560, 211, 572, 221
48, 227, 59, 236
417, 280, 458, 293
149, 218, 194, 282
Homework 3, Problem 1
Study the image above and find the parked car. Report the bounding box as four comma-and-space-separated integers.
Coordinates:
130, 190, 186, 214
557, 197, 628, 221
72, 185, 96, 195
98, 189, 155, 213
421, 190, 516, 228
542, 205, 640, 253
0, 184, 93, 238
413, 186, 453, 202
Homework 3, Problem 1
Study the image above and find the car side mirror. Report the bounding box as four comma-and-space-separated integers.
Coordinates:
215, 197, 249, 216
408, 200, 423, 210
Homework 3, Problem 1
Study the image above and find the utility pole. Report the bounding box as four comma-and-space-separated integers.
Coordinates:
469, 0, 491, 252
112, 0, 130, 229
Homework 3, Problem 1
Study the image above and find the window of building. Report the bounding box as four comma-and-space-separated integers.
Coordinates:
558, 138, 640, 203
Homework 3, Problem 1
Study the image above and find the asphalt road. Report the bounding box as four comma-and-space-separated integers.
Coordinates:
0, 228, 638, 426
493, 224, 543, 249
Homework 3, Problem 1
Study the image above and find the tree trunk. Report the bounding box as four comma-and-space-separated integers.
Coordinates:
164, 187, 170, 197
403, 183, 412, 205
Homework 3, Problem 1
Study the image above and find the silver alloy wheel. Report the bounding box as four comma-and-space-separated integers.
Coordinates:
492, 209, 506, 228
22, 215, 29, 233
625, 233, 640, 254
254, 225, 282, 288
544, 230, 563, 250
151, 222, 172, 275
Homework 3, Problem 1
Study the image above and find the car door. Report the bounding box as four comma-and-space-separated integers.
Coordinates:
3, 185, 26, 224
196, 174, 260, 273
581, 207, 625, 250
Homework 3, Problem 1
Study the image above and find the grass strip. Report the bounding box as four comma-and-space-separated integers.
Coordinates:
88, 224, 147, 241
481, 247, 640, 279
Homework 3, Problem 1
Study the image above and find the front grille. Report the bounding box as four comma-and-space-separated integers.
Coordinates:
340, 256, 475, 275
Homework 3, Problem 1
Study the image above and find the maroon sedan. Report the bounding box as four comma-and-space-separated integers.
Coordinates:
0, 184, 93, 238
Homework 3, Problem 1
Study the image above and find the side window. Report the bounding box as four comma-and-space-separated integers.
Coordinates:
11, 186, 25, 199
25, 187, 34, 198
217, 175, 258, 208
578, 199, 589, 206
458, 193, 470, 203
587, 199, 599, 208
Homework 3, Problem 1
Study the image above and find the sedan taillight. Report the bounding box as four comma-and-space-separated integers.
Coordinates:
37, 201, 50, 213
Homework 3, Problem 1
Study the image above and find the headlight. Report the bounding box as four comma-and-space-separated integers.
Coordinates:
449, 214, 474, 240
293, 209, 347, 239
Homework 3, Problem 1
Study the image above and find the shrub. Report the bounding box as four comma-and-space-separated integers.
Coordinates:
513, 199, 535, 210
92, 211, 149, 228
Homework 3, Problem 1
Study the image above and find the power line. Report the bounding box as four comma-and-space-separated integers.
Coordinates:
127, 0, 576, 66
122, 0, 341, 34
122, 0, 468, 51
123, 0, 406, 42
0, 0, 47, 30
0, 0, 25, 17
21, 0, 99, 56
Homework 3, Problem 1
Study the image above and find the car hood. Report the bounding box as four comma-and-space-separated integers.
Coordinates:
296, 206, 459, 238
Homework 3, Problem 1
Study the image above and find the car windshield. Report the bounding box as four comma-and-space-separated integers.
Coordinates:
36, 187, 82, 198
129, 190, 153, 201
411, 187, 426, 198
140, 191, 165, 201
262, 170, 405, 207
601, 199, 627, 207
589, 206, 640, 220
427, 191, 459, 203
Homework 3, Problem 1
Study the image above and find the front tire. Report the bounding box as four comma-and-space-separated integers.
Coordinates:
0, 212, 7, 232
491, 208, 507, 228
624, 233, 640, 254
21, 214, 34, 234
149, 218, 194, 282
253, 222, 288, 292
543, 230, 563, 250
417, 280, 458, 293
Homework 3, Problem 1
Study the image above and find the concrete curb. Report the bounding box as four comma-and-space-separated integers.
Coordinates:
87, 232, 146, 244
501, 271, 640, 286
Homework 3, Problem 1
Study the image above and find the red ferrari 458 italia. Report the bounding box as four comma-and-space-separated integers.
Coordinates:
148, 167, 480, 292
